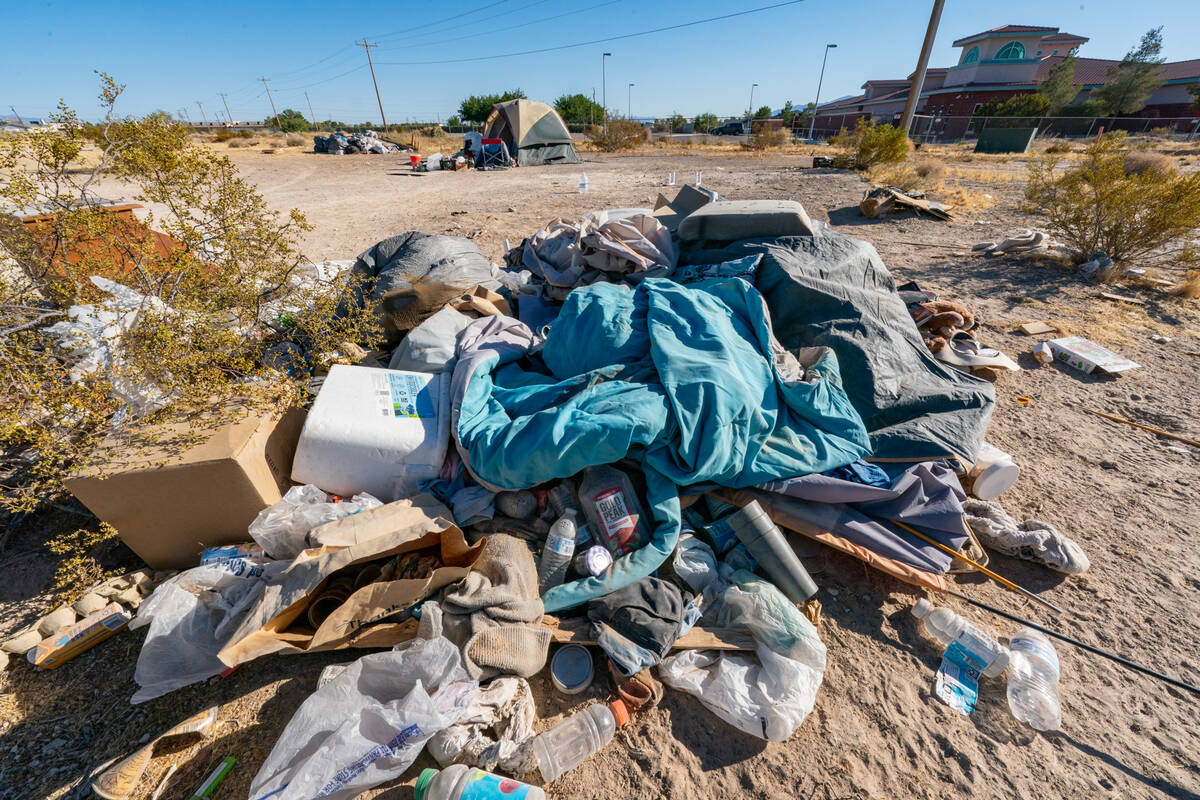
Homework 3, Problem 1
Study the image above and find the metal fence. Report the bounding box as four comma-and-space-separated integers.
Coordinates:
800, 114, 1200, 143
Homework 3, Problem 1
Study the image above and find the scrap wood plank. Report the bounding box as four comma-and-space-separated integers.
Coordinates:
1018, 321, 1056, 336
541, 615, 755, 651
1100, 292, 1145, 305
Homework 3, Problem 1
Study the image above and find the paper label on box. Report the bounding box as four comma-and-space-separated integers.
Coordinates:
373, 372, 436, 419
1048, 336, 1140, 374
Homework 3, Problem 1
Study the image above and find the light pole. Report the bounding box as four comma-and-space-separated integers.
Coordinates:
749, 83, 758, 119
627, 83, 634, 119
602, 52, 612, 133
808, 43, 837, 141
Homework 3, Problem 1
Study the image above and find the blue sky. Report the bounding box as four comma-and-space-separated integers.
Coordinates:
6, 0, 1199, 124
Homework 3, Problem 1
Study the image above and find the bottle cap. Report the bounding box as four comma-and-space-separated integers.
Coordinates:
911, 598, 932, 619
610, 698, 631, 727
414, 768, 437, 800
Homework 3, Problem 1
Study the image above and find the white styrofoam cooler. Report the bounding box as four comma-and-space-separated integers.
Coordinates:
290, 364, 450, 501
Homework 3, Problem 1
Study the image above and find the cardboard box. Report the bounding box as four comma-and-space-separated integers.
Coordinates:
66, 405, 306, 569
1047, 336, 1140, 376
28, 603, 131, 669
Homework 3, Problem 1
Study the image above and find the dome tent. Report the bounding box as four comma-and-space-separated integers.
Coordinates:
483, 99, 580, 167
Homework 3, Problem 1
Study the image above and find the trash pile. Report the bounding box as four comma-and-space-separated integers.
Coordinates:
313, 130, 403, 155
12, 183, 1197, 799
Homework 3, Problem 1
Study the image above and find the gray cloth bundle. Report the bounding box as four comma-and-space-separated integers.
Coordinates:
963, 499, 1090, 575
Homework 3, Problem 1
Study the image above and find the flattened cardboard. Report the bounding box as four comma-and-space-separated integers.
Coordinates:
1047, 336, 1141, 376
218, 499, 483, 665
65, 406, 305, 569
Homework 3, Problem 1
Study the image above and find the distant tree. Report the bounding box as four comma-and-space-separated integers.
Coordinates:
553, 93, 606, 124
458, 89, 526, 123
1091, 27, 1166, 115
753, 104, 773, 120
792, 102, 816, 130
693, 112, 719, 131
273, 109, 309, 132
777, 100, 797, 126
1038, 48, 1081, 114
659, 113, 687, 132
446, 115, 462, 128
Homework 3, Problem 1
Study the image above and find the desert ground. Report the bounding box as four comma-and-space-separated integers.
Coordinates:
2, 140, 1199, 800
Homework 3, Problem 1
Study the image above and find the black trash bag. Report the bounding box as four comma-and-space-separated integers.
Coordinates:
588, 577, 688, 676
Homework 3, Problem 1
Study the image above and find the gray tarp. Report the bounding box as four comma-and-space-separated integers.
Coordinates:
680, 232, 994, 462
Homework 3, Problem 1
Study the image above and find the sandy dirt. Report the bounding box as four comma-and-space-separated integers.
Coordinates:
3, 146, 1200, 800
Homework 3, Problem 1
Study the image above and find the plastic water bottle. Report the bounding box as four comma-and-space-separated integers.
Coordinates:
911, 598, 1010, 678
1007, 628, 1062, 731
578, 465, 649, 557
414, 765, 546, 800
539, 510, 577, 594
532, 700, 630, 783
578, 173, 589, 194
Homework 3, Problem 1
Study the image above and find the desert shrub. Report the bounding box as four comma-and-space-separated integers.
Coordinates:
285, 133, 306, 147
227, 138, 247, 148
1147, 126, 1174, 139
213, 129, 234, 143
914, 159, 946, 185
1123, 150, 1173, 175
745, 122, 788, 150
1025, 131, 1200, 269
866, 162, 921, 192
1172, 269, 1200, 298
0, 74, 381, 518
585, 119, 645, 152
830, 118, 908, 169
1044, 140, 1071, 154
235, 129, 252, 139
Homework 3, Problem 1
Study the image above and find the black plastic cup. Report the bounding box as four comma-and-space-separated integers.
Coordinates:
728, 500, 819, 602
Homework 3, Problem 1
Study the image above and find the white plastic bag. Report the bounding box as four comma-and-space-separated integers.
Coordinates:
672, 533, 719, 593
658, 572, 825, 742
248, 484, 383, 559
130, 558, 285, 703
249, 607, 477, 800
426, 676, 537, 774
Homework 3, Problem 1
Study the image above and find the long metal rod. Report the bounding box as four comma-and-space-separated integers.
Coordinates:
948, 591, 1200, 696
890, 518, 1065, 615
899, 0, 945, 137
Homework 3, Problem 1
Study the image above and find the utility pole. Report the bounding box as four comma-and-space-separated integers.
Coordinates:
749, 83, 758, 118
260, 77, 282, 131
900, 0, 946, 139
602, 52, 612, 133
808, 44, 837, 141
356, 39, 388, 133
218, 92, 233, 124
9, 105, 24, 125
304, 91, 317, 130
196, 101, 208, 125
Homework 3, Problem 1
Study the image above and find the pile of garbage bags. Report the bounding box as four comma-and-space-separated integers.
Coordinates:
313, 130, 401, 155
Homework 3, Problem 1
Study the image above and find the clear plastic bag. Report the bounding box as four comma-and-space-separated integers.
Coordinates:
249, 606, 478, 800
130, 558, 285, 703
247, 484, 383, 559
658, 572, 826, 742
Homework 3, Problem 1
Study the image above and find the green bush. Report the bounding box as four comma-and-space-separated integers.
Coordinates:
1025, 132, 1200, 269
585, 119, 645, 152
213, 129, 234, 143
745, 122, 787, 150
1044, 140, 1071, 154
830, 118, 909, 169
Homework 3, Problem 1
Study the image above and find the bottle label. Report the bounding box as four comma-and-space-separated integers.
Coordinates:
1010, 636, 1059, 672
546, 534, 575, 556
947, 631, 996, 672
935, 656, 980, 716
461, 769, 537, 799
592, 487, 639, 555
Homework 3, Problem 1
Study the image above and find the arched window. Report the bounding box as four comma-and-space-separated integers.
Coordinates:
963, 46, 980, 64
995, 41, 1026, 60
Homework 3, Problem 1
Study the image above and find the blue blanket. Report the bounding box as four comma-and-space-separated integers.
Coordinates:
452, 278, 871, 610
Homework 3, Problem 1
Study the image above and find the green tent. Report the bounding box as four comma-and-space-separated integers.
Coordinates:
483, 99, 580, 167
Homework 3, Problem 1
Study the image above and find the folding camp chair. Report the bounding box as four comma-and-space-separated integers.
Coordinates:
477, 138, 512, 170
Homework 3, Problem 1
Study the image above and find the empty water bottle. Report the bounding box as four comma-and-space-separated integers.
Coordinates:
911, 598, 1009, 678
532, 700, 629, 783
578, 173, 589, 194
539, 510, 577, 594
1007, 627, 1062, 731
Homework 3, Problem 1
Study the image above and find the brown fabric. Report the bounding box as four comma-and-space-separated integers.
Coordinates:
441, 534, 551, 679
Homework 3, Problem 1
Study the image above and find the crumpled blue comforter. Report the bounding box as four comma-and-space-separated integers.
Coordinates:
451, 278, 872, 611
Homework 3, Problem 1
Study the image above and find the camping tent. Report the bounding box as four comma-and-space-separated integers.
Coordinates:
483, 100, 580, 167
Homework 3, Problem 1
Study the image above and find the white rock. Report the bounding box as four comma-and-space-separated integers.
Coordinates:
72, 593, 108, 617
37, 606, 77, 637
1, 628, 43, 654
114, 588, 143, 609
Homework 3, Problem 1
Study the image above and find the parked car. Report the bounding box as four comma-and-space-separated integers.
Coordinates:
708, 121, 745, 136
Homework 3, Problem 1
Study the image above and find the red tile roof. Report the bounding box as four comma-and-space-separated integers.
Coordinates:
1040, 32, 1088, 45
953, 25, 1058, 46
1036, 55, 1200, 85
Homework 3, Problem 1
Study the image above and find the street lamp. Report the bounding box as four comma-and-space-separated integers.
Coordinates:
808, 43, 837, 141
602, 52, 612, 133
749, 83, 758, 119
628, 83, 635, 119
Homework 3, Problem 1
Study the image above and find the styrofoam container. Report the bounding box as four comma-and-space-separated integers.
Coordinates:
968, 441, 1020, 500
290, 364, 450, 501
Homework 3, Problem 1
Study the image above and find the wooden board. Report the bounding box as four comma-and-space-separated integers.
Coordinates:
541, 615, 756, 651
1018, 321, 1055, 336
1100, 292, 1145, 305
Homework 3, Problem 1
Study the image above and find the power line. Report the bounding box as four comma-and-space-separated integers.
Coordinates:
375, 0, 807, 65
404, 0, 622, 50
372, 0, 511, 41
377, 0, 552, 46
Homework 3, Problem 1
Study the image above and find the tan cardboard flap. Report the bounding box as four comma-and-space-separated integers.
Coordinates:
308, 494, 455, 549
219, 517, 483, 665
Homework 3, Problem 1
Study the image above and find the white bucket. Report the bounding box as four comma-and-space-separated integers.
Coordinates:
290, 364, 450, 501
968, 442, 1020, 500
